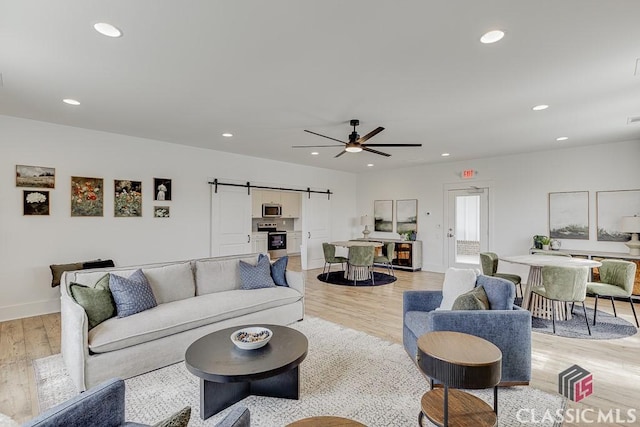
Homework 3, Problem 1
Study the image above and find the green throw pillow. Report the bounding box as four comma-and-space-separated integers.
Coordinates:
153, 406, 191, 427
69, 274, 116, 329
451, 286, 491, 310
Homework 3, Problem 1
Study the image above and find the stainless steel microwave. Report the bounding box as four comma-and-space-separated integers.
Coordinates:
262, 203, 282, 217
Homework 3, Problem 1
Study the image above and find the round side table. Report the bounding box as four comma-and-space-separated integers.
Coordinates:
286, 416, 366, 426
416, 331, 502, 427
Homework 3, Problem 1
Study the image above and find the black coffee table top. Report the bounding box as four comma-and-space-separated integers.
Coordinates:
185, 324, 308, 383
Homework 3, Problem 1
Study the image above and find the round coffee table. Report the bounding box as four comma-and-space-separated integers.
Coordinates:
287, 416, 366, 426
417, 331, 501, 427
185, 324, 308, 420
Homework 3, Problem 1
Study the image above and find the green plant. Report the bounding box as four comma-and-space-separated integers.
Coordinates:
540, 236, 551, 245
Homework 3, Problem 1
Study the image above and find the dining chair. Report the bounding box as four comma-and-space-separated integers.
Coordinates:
373, 242, 395, 276
322, 243, 347, 279
347, 246, 375, 286
479, 252, 523, 297
531, 266, 591, 335
586, 259, 638, 327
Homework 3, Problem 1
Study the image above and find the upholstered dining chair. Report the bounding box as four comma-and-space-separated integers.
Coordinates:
480, 252, 523, 297
322, 242, 347, 279
347, 246, 375, 286
373, 242, 395, 276
531, 266, 591, 335
587, 259, 638, 327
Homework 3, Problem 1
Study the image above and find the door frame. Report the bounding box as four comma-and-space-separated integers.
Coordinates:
443, 180, 495, 269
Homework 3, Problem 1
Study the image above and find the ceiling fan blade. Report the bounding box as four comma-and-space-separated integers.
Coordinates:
304, 130, 347, 144
363, 147, 391, 157
356, 127, 385, 143
362, 143, 423, 147
335, 150, 347, 158
292, 144, 345, 148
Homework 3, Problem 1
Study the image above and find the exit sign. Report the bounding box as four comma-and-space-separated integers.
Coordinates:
462, 169, 475, 179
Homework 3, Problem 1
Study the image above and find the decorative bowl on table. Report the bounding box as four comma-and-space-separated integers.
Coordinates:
230, 327, 272, 350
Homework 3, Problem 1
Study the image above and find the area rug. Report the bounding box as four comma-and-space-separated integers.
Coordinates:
532, 306, 637, 339
316, 271, 396, 286
34, 317, 564, 426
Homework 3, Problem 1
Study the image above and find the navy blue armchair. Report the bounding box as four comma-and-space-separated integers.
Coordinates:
403, 275, 532, 386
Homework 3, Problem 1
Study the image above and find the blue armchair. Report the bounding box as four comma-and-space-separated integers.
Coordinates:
23, 378, 250, 427
403, 275, 532, 386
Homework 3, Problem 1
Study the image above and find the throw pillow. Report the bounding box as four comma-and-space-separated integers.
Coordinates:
452, 286, 491, 310
69, 274, 116, 329
153, 406, 191, 427
109, 269, 157, 318
258, 253, 289, 287
438, 267, 478, 310
50, 262, 83, 287
239, 256, 277, 290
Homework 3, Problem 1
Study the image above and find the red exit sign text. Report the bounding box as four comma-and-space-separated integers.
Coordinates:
462, 169, 475, 179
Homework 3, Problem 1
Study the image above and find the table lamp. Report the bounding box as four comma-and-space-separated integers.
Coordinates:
360, 215, 374, 239
620, 215, 640, 255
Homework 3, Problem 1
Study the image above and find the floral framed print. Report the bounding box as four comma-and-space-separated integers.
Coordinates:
396, 199, 418, 234
24, 190, 50, 215
596, 189, 640, 241
374, 200, 393, 232
16, 165, 55, 188
548, 191, 589, 240
71, 177, 104, 217
154, 178, 172, 201
114, 180, 142, 217
154, 206, 170, 218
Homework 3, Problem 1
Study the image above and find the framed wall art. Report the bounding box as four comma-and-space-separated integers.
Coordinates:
23, 190, 50, 215
596, 189, 640, 241
154, 178, 172, 201
114, 180, 142, 217
548, 191, 589, 240
154, 206, 170, 218
396, 199, 418, 234
374, 200, 393, 232
16, 165, 55, 188
71, 177, 104, 217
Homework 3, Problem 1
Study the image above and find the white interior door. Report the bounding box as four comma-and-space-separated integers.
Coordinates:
446, 187, 489, 268
210, 185, 251, 256
302, 193, 331, 270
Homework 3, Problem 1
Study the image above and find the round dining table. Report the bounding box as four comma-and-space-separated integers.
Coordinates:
330, 240, 383, 281
500, 254, 601, 320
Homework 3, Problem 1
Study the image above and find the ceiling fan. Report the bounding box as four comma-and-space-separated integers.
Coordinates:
292, 119, 422, 158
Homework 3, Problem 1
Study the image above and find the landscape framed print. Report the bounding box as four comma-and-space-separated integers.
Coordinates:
396, 199, 418, 234
374, 200, 393, 232
16, 165, 55, 188
548, 191, 589, 240
71, 176, 104, 217
596, 189, 640, 241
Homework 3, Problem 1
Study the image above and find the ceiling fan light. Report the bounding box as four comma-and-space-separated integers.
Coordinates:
345, 146, 362, 153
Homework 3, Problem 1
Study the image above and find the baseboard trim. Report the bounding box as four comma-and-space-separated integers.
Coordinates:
0, 299, 60, 322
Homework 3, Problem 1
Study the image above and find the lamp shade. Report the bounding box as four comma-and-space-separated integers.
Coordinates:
360, 215, 374, 226
620, 216, 640, 233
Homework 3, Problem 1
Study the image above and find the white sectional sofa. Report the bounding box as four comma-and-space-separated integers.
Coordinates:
60, 253, 305, 391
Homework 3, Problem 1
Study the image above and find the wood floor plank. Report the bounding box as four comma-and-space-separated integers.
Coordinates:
0, 360, 33, 423
0, 319, 26, 364
41, 313, 61, 355
23, 316, 53, 360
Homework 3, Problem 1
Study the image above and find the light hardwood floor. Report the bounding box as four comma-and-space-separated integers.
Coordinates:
1, 257, 638, 425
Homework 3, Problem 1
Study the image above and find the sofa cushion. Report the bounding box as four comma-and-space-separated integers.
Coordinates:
476, 275, 515, 310
259, 254, 289, 287
142, 262, 195, 304
69, 274, 116, 329
88, 287, 302, 353
50, 262, 83, 287
239, 255, 276, 290
438, 268, 478, 310
194, 255, 259, 295
452, 286, 490, 310
109, 270, 157, 318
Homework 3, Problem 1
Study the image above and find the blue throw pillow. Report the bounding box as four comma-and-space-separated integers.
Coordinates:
109, 269, 157, 317
239, 256, 277, 290
258, 254, 289, 287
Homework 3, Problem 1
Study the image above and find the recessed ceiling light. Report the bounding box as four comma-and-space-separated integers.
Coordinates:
63, 98, 80, 106
480, 30, 505, 44
311, 152, 319, 156
556, 136, 569, 141
532, 104, 549, 111
221, 133, 233, 138
441, 153, 450, 157
93, 22, 122, 38
367, 163, 374, 167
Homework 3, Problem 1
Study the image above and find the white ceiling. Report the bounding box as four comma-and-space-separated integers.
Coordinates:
2, 1, 640, 172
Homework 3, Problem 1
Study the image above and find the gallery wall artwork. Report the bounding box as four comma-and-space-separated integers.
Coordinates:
23, 190, 50, 215
16, 165, 55, 188
596, 189, 640, 241
154, 178, 172, 201
396, 199, 418, 233
548, 191, 589, 240
374, 200, 393, 232
71, 176, 104, 217
154, 206, 170, 218
114, 180, 142, 217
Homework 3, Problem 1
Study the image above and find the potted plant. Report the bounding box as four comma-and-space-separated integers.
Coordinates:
540, 236, 551, 251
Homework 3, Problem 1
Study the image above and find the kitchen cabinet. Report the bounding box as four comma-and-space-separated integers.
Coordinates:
251, 190, 263, 218
287, 231, 302, 255
251, 189, 301, 218
252, 232, 268, 253
261, 190, 281, 204
281, 192, 301, 218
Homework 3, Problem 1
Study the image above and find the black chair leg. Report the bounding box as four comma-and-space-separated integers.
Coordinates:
551, 300, 556, 334
629, 297, 639, 327
610, 296, 617, 317
593, 295, 599, 326
582, 302, 592, 335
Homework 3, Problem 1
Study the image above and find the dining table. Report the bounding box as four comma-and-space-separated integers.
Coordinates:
330, 240, 383, 281
500, 254, 602, 320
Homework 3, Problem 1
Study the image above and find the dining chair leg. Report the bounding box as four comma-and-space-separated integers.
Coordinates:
325, 263, 332, 280
322, 262, 327, 276
593, 294, 599, 326
571, 302, 575, 315
629, 297, 639, 327
551, 300, 556, 334
610, 296, 617, 317
582, 302, 592, 335
371, 266, 375, 286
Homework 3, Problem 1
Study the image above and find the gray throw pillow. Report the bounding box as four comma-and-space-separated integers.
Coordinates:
239, 256, 277, 290
451, 285, 491, 310
109, 269, 157, 317
258, 253, 289, 287
69, 274, 115, 329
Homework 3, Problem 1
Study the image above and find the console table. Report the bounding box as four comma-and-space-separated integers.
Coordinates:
356, 238, 423, 271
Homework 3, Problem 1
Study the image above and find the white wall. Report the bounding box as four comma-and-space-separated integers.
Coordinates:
355, 140, 640, 274
0, 115, 357, 321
